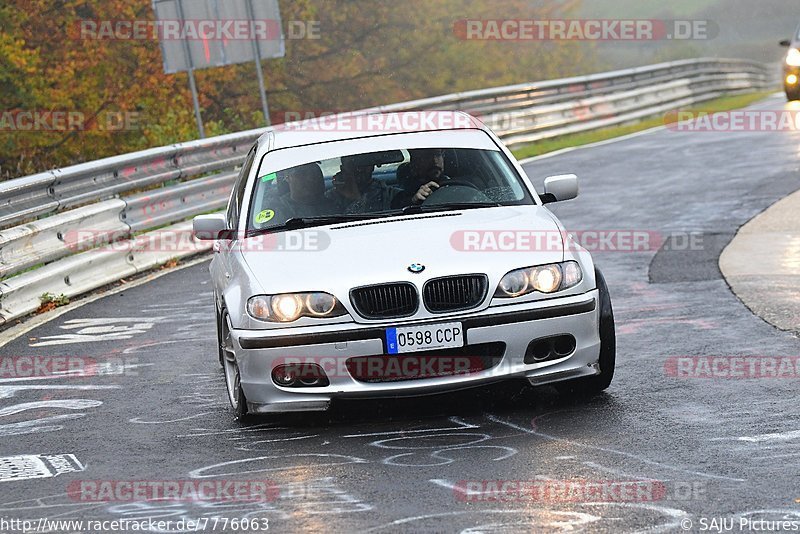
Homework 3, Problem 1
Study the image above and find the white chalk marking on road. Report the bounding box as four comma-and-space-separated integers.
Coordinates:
129, 412, 213, 424
371, 432, 489, 449
430, 477, 561, 499
0, 384, 119, 399
364, 509, 600, 533
0, 454, 85, 482
0, 414, 88, 437
177, 423, 285, 438
121, 339, 202, 353
0, 255, 210, 350
342, 420, 479, 438
486, 414, 745, 482
30, 317, 164, 347
726, 429, 800, 443
0, 360, 149, 382
188, 453, 369, 479
753, 452, 800, 460
236, 434, 320, 450
590, 502, 686, 534
448, 416, 477, 427
733, 509, 800, 524
581, 461, 661, 482
0, 492, 101, 512
430, 478, 474, 496
0, 375, 72, 384
383, 445, 516, 467
0, 400, 102, 418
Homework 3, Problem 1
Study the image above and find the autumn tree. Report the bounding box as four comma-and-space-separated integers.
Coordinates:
1, 0, 595, 179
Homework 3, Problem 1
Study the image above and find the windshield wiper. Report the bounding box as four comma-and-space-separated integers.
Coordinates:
401, 201, 502, 215
247, 214, 388, 237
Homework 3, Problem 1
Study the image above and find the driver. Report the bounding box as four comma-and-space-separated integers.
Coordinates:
327, 154, 400, 213
268, 163, 336, 221
391, 148, 450, 208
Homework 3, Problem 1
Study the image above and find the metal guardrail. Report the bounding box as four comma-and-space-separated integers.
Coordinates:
0, 129, 263, 229
0, 58, 775, 325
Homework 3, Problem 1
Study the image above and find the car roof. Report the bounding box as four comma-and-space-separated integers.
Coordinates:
256, 111, 488, 151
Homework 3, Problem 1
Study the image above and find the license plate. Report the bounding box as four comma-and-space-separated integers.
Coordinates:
385, 322, 464, 354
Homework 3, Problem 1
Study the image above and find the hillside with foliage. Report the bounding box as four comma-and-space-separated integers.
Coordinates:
0, 0, 594, 179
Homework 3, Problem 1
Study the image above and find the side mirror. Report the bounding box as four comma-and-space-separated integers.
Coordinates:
780, 39, 791, 47
541, 174, 579, 204
193, 213, 230, 240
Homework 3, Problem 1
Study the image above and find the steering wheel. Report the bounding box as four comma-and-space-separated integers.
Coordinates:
423, 179, 490, 205
436, 179, 480, 191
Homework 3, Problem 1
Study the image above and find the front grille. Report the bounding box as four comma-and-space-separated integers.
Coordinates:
423, 274, 488, 313
350, 282, 418, 319
346, 342, 506, 383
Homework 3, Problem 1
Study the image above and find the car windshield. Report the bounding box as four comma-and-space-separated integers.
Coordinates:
246, 147, 533, 234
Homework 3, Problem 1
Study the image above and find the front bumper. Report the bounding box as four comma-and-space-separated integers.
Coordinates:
231, 290, 601, 413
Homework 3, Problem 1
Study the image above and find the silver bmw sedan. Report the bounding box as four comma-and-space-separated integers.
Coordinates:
193, 111, 615, 418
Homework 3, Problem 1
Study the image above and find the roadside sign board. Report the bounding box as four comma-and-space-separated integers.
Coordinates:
152, 0, 285, 74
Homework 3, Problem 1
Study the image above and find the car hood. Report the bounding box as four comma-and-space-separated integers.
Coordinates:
240, 205, 564, 295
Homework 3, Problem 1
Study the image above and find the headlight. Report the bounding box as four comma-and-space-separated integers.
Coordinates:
530, 264, 562, 293
494, 261, 582, 298
562, 261, 582, 287
787, 48, 800, 67
271, 294, 304, 322
305, 293, 337, 316
498, 270, 528, 297
247, 292, 346, 322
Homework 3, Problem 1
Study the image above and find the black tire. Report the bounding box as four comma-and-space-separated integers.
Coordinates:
232, 364, 249, 421
555, 267, 616, 396
220, 313, 249, 420
786, 89, 800, 102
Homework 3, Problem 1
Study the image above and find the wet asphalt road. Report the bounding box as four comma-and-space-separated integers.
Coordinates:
1, 94, 800, 533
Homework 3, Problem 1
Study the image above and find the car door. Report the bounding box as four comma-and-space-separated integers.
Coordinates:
212, 145, 257, 312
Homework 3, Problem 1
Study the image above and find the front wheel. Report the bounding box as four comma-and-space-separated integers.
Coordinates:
556, 267, 616, 395
786, 89, 800, 102
220, 313, 249, 420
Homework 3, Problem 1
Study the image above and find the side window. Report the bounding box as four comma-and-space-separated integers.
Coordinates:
226, 146, 256, 232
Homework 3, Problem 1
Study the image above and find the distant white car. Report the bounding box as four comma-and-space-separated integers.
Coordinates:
194, 112, 615, 418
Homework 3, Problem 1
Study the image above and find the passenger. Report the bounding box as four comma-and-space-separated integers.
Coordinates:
390, 148, 450, 208
328, 154, 400, 213
270, 163, 336, 221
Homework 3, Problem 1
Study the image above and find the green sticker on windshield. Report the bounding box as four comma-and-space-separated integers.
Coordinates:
255, 209, 275, 224
261, 172, 277, 182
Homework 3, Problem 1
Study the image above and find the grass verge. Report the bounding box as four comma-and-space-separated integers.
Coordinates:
510, 91, 775, 160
